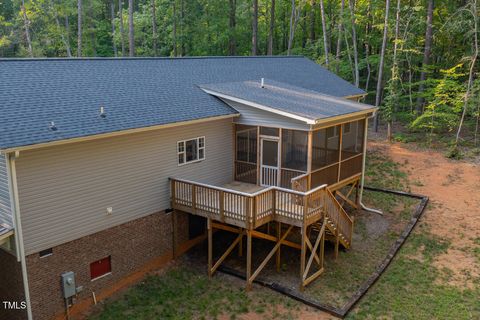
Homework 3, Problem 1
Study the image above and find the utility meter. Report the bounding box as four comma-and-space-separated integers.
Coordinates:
61, 271, 76, 299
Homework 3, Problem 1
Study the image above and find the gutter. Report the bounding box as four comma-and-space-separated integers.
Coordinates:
7, 151, 33, 319
358, 115, 383, 215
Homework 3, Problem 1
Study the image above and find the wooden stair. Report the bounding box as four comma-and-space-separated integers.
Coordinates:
311, 189, 353, 251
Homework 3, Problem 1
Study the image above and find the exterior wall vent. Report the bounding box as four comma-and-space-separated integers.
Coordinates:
50, 121, 57, 131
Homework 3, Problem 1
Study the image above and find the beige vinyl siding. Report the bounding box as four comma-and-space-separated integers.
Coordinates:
16, 118, 234, 255
0, 154, 13, 228
223, 99, 310, 131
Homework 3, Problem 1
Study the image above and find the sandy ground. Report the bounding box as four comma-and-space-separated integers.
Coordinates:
238, 140, 480, 319
371, 141, 480, 289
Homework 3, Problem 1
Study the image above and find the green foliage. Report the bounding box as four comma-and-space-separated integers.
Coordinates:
1, 0, 479, 146
411, 64, 467, 133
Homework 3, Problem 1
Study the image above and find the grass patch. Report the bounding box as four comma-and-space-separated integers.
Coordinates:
90, 266, 300, 320
348, 232, 480, 319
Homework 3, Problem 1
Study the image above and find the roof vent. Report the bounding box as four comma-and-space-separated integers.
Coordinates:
261, 78, 265, 88
100, 106, 106, 118
49, 121, 57, 131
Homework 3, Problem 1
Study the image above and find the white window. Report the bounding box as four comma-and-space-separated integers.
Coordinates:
177, 137, 205, 165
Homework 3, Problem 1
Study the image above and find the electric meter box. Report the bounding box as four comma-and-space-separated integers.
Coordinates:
61, 271, 76, 299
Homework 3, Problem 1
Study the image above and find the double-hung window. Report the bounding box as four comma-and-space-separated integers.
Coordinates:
178, 136, 205, 165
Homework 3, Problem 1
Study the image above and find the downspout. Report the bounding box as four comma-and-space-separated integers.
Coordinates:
8, 151, 33, 319
359, 116, 383, 215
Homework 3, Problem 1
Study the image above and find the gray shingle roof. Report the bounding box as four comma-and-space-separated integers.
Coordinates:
0, 224, 13, 239
0, 56, 365, 150
201, 79, 375, 122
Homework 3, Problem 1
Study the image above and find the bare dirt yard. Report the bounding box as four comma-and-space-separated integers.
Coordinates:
90, 140, 480, 320
375, 141, 480, 290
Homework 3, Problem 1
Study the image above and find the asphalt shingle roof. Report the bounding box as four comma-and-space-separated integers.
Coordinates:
201, 79, 375, 122
0, 56, 365, 150
0, 224, 13, 238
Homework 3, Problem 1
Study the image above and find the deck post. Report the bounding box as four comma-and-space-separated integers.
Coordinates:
307, 130, 313, 190
192, 184, 197, 214
355, 179, 360, 209
300, 196, 308, 282
337, 125, 343, 183
276, 222, 281, 272
334, 223, 339, 260
320, 213, 325, 267
172, 209, 178, 259
207, 218, 213, 278
246, 230, 253, 291
238, 235, 243, 257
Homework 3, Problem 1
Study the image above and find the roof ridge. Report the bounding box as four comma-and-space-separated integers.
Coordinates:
0, 55, 306, 62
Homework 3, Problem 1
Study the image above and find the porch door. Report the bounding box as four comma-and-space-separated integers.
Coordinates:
260, 138, 280, 186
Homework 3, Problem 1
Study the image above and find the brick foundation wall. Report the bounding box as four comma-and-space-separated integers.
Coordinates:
25, 210, 190, 320
0, 248, 26, 320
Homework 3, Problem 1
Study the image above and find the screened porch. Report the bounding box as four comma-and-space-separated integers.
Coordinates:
234, 118, 366, 192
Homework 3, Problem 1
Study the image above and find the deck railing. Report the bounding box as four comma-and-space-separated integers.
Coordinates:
170, 178, 328, 229
291, 173, 309, 192
324, 188, 353, 245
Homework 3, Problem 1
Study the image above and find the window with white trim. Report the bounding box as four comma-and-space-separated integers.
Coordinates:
178, 137, 205, 165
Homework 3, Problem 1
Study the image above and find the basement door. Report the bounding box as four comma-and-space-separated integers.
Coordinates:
260, 138, 280, 187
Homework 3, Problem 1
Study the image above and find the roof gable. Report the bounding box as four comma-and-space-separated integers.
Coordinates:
201, 79, 375, 124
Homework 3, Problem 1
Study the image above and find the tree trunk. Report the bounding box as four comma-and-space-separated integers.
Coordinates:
456, 0, 478, 145
267, 0, 275, 55
348, 0, 359, 87
128, 0, 134, 57
77, 0, 82, 57
180, 0, 185, 56
364, 0, 372, 91
387, 0, 401, 141
287, 0, 301, 55
21, 1, 33, 57
319, 0, 329, 66
252, 0, 258, 55
51, 0, 72, 57
335, 0, 344, 73
229, 0, 237, 55
416, 0, 434, 114
65, 13, 72, 54
301, 7, 307, 48
88, 0, 96, 56
119, 0, 126, 56
373, 0, 390, 132
152, 0, 158, 56
111, 0, 118, 57
309, 0, 315, 43
172, 1, 177, 56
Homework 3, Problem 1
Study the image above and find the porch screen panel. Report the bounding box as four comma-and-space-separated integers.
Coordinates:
312, 125, 340, 171
235, 126, 257, 184
281, 129, 308, 172
340, 120, 364, 179
341, 120, 365, 159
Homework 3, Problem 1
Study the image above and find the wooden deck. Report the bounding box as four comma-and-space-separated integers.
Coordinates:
170, 177, 354, 290
171, 178, 326, 229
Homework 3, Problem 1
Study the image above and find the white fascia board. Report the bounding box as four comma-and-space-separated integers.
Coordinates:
202, 88, 317, 125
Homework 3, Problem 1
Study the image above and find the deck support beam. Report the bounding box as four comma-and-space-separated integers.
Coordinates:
246, 230, 252, 291
301, 222, 326, 290
247, 225, 293, 289
208, 219, 245, 278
